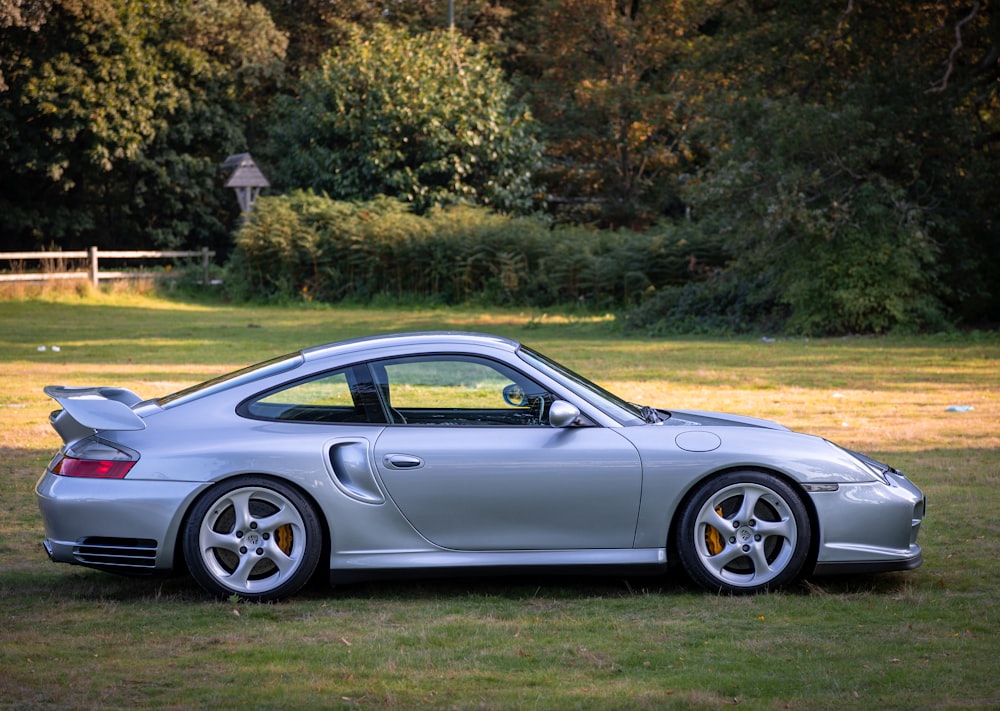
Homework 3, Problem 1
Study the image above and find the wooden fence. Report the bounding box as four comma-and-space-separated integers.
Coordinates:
0, 247, 215, 287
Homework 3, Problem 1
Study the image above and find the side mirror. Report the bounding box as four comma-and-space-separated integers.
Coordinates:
502, 383, 529, 407
548, 400, 581, 428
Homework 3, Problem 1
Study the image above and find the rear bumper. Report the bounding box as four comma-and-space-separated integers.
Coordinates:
42, 536, 160, 573
35, 470, 206, 573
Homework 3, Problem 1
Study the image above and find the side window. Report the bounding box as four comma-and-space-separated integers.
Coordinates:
369, 355, 552, 426
243, 366, 385, 424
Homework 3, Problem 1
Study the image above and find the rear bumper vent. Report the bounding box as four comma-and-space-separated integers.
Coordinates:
73, 537, 158, 570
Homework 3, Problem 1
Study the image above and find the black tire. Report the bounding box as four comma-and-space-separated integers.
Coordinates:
676, 470, 811, 594
183, 476, 323, 602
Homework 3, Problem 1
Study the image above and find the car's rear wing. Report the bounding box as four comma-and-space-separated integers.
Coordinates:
44, 386, 146, 444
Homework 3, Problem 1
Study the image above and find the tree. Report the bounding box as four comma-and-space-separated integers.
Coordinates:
0, 0, 286, 252
257, 0, 515, 77
0, 0, 53, 91
266, 23, 543, 214
133, 0, 288, 250
504, 0, 717, 228
676, 0, 1000, 331
0, 0, 162, 247
685, 96, 944, 333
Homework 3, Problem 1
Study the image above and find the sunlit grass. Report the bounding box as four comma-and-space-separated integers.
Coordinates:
1, 292, 998, 709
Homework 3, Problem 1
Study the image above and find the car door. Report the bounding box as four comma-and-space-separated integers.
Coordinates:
369, 354, 643, 551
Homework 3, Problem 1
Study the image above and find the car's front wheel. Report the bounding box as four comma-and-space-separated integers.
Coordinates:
183, 477, 322, 602
676, 471, 811, 594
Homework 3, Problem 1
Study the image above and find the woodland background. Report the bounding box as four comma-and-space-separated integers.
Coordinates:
2, 1, 998, 334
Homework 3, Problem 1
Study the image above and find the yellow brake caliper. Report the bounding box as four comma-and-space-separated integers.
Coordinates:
705, 506, 725, 555
275, 524, 294, 555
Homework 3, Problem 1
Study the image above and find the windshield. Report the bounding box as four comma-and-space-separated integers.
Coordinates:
517, 346, 645, 424
158, 352, 304, 408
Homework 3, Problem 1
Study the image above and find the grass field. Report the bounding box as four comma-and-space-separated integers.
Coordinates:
1, 289, 998, 709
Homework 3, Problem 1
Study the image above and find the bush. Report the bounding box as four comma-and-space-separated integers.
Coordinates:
226, 192, 726, 308
621, 270, 786, 336
683, 96, 948, 335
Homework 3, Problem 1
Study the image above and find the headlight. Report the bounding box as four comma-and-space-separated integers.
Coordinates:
841, 446, 898, 485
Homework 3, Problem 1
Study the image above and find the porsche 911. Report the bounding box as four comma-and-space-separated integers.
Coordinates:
36, 332, 925, 600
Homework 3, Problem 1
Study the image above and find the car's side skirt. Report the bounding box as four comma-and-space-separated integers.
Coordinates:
329, 548, 667, 584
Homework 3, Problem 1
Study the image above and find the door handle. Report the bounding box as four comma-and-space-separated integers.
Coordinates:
383, 454, 424, 469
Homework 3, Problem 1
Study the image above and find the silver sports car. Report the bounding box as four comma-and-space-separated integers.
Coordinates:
36, 332, 925, 600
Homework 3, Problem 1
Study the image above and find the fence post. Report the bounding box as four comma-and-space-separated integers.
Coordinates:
88, 246, 99, 287
202, 246, 210, 286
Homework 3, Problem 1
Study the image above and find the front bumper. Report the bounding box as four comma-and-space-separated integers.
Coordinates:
809, 469, 925, 575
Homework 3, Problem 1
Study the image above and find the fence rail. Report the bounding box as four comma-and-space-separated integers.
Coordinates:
0, 247, 215, 286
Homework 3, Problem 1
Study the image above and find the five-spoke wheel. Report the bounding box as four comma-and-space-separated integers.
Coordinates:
183, 477, 322, 601
677, 471, 811, 594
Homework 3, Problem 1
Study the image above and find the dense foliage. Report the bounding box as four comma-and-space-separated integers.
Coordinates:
2, 1, 997, 332
503, 0, 707, 228
229, 192, 723, 307
0, 0, 286, 252
669, 1, 998, 333
675, 98, 947, 335
265, 24, 542, 214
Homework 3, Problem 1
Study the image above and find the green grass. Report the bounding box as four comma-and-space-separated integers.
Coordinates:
1, 289, 998, 709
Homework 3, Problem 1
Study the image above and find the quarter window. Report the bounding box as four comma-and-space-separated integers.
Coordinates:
243, 366, 385, 424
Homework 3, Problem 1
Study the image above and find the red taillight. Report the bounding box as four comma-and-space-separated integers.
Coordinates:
52, 456, 135, 479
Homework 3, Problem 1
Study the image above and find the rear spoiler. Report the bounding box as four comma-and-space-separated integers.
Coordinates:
44, 386, 146, 442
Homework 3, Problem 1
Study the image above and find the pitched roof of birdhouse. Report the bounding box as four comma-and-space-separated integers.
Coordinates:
223, 153, 270, 188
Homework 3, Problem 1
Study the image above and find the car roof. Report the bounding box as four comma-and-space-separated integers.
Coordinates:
299, 331, 522, 362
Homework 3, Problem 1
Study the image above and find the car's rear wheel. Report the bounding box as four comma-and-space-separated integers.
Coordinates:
183, 477, 322, 602
676, 471, 811, 594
